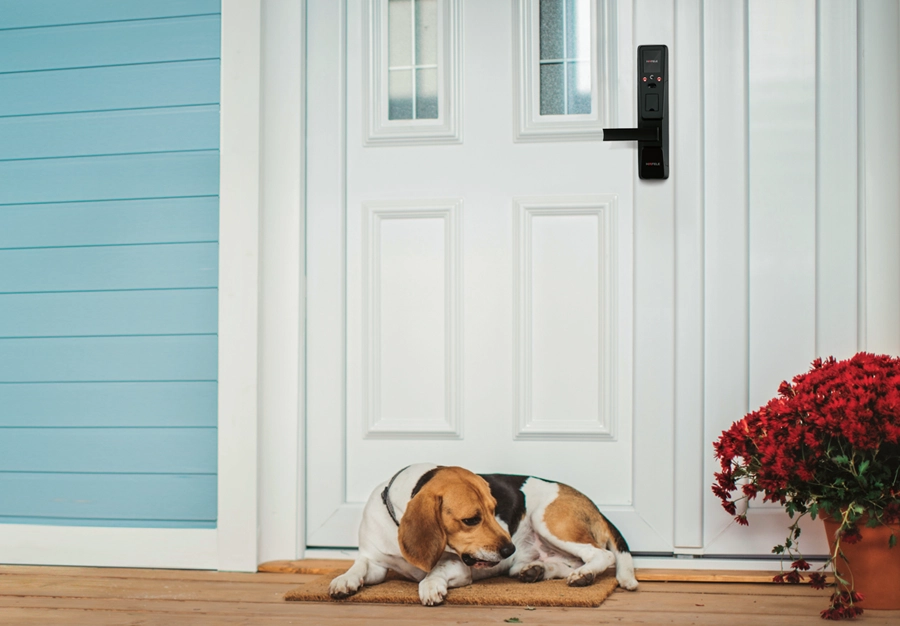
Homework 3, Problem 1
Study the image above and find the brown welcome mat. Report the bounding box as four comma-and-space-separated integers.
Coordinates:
284, 570, 619, 607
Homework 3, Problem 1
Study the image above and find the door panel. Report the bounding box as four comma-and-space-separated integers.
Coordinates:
307, 0, 676, 553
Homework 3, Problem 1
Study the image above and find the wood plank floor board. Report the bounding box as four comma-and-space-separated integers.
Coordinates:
0, 577, 293, 603
1, 602, 895, 626
1, 564, 898, 625
0, 587, 824, 613
0, 565, 315, 585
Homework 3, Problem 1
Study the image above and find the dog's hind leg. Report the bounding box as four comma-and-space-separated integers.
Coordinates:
534, 483, 639, 590
328, 557, 388, 599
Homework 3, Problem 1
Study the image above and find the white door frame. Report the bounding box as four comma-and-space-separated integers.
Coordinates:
221, 0, 310, 569
235, 0, 900, 570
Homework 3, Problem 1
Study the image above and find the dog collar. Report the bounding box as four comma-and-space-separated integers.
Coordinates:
381, 465, 409, 527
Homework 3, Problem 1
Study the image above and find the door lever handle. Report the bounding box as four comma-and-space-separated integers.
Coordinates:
602, 44, 669, 179
603, 127, 659, 142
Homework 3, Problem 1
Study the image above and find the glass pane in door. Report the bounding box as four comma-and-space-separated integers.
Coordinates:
388, 0, 440, 120
539, 0, 592, 116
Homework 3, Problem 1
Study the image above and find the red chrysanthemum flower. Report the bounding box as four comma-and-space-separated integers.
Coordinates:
808, 572, 827, 590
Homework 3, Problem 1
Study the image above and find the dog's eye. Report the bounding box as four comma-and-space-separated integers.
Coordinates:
462, 516, 481, 527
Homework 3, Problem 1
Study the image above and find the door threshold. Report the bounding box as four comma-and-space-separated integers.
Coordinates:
274, 550, 832, 583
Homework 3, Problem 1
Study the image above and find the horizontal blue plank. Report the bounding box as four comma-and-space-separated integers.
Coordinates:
0, 473, 216, 521
0, 197, 218, 249
0, 335, 217, 382
0, 428, 216, 473
0, 0, 220, 30
0, 243, 217, 293
0, 152, 219, 205
0, 516, 214, 529
0, 289, 217, 337
0, 60, 219, 117
0, 15, 220, 74
0, 106, 219, 161
0, 381, 217, 427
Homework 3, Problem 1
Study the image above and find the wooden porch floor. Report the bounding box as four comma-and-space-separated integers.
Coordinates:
1, 563, 899, 625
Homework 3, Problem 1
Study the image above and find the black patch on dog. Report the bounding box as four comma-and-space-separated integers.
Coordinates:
479, 474, 528, 536
579, 486, 632, 554
604, 515, 631, 554
410, 467, 442, 499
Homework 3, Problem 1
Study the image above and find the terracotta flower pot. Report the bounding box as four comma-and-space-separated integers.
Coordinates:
823, 517, 900, 610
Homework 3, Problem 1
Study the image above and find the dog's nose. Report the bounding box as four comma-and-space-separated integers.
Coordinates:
500, 543, 516, 559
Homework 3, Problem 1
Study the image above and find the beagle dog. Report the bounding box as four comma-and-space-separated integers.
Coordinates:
329, 464, 639, 606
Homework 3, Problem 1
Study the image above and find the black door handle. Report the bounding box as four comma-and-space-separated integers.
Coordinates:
603, 45, 669, 180
603, 127, 659, 142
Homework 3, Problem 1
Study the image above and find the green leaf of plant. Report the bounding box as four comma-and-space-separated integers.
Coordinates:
890, 534, 897, 549
858, 459, 870, 475
834, 455, 849, 465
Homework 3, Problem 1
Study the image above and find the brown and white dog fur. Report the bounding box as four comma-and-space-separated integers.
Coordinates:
329, 464, 639, 606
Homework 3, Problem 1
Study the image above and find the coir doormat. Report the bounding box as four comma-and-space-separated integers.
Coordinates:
284, 570, 619, 607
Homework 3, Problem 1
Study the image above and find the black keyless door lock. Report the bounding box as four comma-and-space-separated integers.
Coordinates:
603, 45, 668, 179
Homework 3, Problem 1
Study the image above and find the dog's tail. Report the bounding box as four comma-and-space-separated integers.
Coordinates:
594, 515, 639, 590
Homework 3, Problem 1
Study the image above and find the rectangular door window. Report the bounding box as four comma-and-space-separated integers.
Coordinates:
515, 0, 614, 142
388, 0, 439, 120
539, 0, 592, 115
366, 0, 462, 144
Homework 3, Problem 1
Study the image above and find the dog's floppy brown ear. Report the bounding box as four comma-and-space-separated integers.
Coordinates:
398, 488, 446, 572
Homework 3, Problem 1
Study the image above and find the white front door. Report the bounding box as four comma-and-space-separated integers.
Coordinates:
306, 0, 673, 554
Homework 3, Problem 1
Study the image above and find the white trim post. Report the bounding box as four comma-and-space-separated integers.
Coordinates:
218, 0, 262, 572
258, 0, 307, 564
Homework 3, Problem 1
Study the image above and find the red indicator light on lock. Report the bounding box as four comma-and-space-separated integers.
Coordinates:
642, 76, 647, 82
657, 76, 662, 82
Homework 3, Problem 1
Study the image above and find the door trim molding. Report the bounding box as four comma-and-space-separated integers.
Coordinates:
306, 0, 349, 545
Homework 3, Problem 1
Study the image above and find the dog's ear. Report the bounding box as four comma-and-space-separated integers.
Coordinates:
398, 488, 446, 572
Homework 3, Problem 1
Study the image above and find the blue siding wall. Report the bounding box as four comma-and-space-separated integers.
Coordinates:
0, 1, 220, 528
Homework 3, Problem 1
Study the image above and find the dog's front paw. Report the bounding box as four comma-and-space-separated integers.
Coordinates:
329, 573, 363, 599
517, 562, 545, 583
566, 568, 595, 587
418, 577, 448, 606
617, 574, 639, 591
